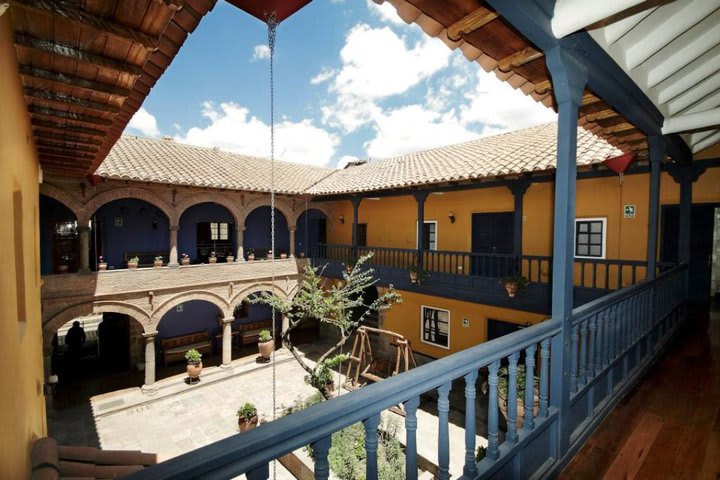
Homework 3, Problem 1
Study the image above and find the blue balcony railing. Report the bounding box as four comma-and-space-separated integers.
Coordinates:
128, 265, 687, 480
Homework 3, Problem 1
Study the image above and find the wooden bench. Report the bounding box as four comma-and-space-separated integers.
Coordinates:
160, 331, 211, 365
238, 319, 273, 346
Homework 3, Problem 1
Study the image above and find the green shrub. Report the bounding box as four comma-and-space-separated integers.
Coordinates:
184, 348, 202, 364
237, 402, 257, 419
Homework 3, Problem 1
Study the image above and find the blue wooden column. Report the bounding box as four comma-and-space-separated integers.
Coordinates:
414, 191, 429, 271
646, 136, 663, 280
668, 164, 706, 265
546, 46, 587, 456
351, 197, 362, 257
507, 177, 531, 270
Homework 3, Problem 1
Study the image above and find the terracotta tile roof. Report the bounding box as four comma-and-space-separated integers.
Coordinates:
97, 123, 623, 196
97, 136, 335, 195
306, 123, 624, 195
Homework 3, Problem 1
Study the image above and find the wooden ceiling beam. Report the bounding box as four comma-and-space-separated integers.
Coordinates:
36, 139, 99, 154
37, 147, 95, 161
28, 105, 113, 127
20, 65, 132, 98
24, 88, 121, 115
447, 7, 499, 42
497, 47, 544, 73
12, 0, 160, 51
584, 109, 619, 122
31, 118, 106, 137
33, 130, 103, 147
155, 0, 186, 11
534, 79, 551, 94
14, 33, 144, 78
582, 93, 602, 106
603, 122, 636, 134
39, 160, 90, 171
614, 131, 646, 143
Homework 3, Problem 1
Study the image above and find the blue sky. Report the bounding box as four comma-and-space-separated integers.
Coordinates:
125, 0, 556, 168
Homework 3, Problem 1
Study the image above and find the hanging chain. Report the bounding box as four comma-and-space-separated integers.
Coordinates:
267, 13, 278, 480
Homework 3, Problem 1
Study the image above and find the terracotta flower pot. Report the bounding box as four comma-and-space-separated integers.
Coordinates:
280, 253, 287, 259
498, 389, 539, 429
504, 282, 519, 297
181, 258, 190, 266
58, 264, 69, 273
247, 254, 255, 261
409, 271, 418, 284
128, 262, 138, 270
153, 260, 163, 268
98, 262, 107, 271
226, 255, 235, 263
238, 415, 258, 432
209, 257, 217, 264
258, 339, 274, 359
187, 361, 203, 382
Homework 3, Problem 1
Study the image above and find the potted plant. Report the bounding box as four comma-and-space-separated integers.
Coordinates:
236, 402, 258, 432
180, 253, 190, 266
280, 250, 288, 259
98, 255, 107, 271
153, 255, 163, 268
127, 256, 140, 269
343, 258, 356, 274
58, 254, 71, 273
299, 251, 305, 258
501, 274, 529, 298
258, 329, 274, 360
209, 251, 217, 264
226, 252, 235, 263
266, 249, 273, 260
185, 348, 203, 383
483, 365, 539, 429
315, 354, 349, 395
247, 249, 255, 261
408, 265, 420, 284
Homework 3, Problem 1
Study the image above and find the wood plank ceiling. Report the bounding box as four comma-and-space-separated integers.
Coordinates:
384, 0, 659, 161
9, 0, 218, 178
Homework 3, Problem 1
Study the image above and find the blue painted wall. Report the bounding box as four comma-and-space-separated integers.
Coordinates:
245, 206, 290, 256
39, 195, 77, 275
157, 300, 221, 340
95, 198, 170, 269
178, 202, 235, 262
233, 295, 282, 337
296, 209, 327, 257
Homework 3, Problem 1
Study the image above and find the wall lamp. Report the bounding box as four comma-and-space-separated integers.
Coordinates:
448, 211, 456, 224
339, 215, 345, 224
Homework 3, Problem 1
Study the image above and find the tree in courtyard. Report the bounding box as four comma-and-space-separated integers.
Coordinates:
250, 253, 402, 399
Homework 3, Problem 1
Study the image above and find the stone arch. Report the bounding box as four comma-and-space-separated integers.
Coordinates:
293, 203, 331, 226
229, 282, 289, 307
40, 183, 84, 221
153, 290, 230, 323
79, 187, 177, 225
239, 197, 295, 228
175, 192, 242, 227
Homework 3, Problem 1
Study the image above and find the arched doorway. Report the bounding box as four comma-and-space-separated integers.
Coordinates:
40, 195, 80, 274
90, 198, 170, 269
178, 202, 236, 264
231, 291, 285, 354
296, 208, 328, 258
244, 206, 290, 258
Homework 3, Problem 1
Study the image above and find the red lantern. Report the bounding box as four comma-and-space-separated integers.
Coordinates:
602, 152, 637, 175
226, 0, 312, 24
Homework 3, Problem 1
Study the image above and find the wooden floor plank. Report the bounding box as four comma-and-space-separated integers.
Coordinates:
601, 413, 663, 480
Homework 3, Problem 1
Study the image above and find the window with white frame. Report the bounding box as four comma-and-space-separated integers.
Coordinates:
417, 221, 437, 250
574, 218, 606, 259
421, 306, 449, 349
210, 222, 229, 241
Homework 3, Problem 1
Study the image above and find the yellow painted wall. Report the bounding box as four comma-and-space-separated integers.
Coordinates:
380, 289, 546, 358
0, 14, 47, 477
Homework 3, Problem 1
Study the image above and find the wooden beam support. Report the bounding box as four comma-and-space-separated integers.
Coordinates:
20, 65, 132, 98
37, 147, 95, 161
497, 47, 544, 73
31, 118, 107, 137
447, 7, 499, 41
614, 131, 646, 143
24, 88, 121, 115
28, 105, 113, 127
534, 79, 552, 94
155, 0, 186, 11
584, 109, 619, 122
14, 33, 144, 77
33, 130, 103, 147
603, 122, 636, 134
36, 139, 99, 154
12, 0, 160, 51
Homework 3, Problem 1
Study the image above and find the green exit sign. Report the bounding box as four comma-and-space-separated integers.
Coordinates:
624, 205, 636, 218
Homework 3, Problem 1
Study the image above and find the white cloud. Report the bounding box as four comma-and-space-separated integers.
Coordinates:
252, 44, 270, 61
126, 107, 160, 137
175, 102, 338, 167
172, 123, 181, 131
460, 70, 557, 133
364, 104, 478, 158
336, 154, 360, 169
310, 68, 336, 85
366, 0, 406, 26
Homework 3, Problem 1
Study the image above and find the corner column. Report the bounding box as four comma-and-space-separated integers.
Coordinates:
507, 177, 531, 270
221, 316, 234, 369
289, 226, 296, 258
351, 197, 362, 256
78, 225, 90, 273
646, 136, 663, 280
414, 191, 429, 271
169, 225, 179, 266
236, 224, 245, 261
546, 45, 588, 455
141, 332, 158, 392
668, 164, 706, 265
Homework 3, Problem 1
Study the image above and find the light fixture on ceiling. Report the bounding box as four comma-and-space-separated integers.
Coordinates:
448, 211, 456, 224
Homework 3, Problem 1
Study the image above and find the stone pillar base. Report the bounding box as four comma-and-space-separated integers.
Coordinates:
141, 383, 158, 394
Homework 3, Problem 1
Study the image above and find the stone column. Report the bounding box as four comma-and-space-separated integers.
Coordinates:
236, 224, 245, 261
78, 225, 90, 273
289, 226, 296, 258
507, 178, 531, 266
221, 316, 234, 369
169, 225, 179, 267
141, 332, 158, 393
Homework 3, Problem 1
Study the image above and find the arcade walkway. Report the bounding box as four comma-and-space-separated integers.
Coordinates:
560, 303, 720, 479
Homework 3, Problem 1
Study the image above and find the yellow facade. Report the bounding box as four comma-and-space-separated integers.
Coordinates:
381, 289, 546, 359
0, 14, 47, 477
